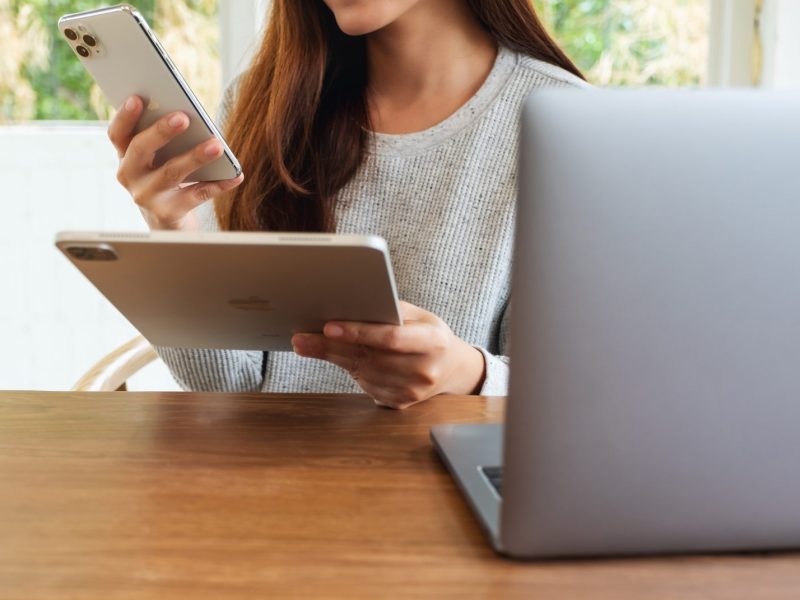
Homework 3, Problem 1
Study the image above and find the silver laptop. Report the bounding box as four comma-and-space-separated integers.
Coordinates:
432, 89, 800, 559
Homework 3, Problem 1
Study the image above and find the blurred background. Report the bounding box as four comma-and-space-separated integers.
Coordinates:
1, 0, 798, 391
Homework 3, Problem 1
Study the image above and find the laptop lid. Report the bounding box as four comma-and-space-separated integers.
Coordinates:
502, 90, 800, 558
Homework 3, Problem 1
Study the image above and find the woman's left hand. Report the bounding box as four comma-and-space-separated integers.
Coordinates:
291, 301, 486, 409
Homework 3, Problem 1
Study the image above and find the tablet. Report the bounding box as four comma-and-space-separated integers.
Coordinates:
56, 231, 402, 351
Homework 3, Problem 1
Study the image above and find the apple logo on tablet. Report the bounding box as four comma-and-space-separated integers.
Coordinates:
229, 296, 275, 311
146, 98, 161, 112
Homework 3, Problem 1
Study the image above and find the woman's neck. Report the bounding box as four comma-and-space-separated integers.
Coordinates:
366, 0, 497, 135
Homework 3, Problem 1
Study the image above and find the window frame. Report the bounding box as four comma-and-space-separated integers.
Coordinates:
758, 0, 800, 89
707, 0, 759, 87
218, 0, 270, 91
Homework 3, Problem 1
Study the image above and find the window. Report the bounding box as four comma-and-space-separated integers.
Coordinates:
1, 0, 220, 122
534, 0, 710, 86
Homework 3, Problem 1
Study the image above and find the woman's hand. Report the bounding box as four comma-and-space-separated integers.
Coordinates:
291, 301, 486, 409
108, 96, 244, 231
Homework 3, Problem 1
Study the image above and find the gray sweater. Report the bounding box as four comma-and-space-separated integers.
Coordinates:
157, 46, 586, 395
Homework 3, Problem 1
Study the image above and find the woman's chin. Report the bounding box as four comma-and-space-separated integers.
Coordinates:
333, 15, 386, 36
324, 0, 424, 36
324, 0, 410, 36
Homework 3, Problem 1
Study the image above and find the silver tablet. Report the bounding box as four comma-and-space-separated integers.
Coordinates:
56, 231, 402, 351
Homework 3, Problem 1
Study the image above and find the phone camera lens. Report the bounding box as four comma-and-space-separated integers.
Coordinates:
82, 35, 97, 47
76, 46, 90, 58
64, 28, 78, 41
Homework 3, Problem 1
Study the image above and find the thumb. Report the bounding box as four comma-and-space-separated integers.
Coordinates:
176, 173, 244, 212
398, 301, 434, 322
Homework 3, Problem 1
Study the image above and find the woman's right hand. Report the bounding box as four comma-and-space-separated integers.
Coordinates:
108, 96, 244, 231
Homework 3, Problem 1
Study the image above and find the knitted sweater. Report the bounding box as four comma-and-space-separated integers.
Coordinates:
156, 46, 587, 395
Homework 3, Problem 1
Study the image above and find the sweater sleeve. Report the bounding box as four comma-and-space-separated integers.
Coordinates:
474, 299, 510, 397
153, 75, 267, 393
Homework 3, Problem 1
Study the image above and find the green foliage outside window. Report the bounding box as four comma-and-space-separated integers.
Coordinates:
26, 0, 157, 121
1, 0, 708, 122
533, 0, 708, 86
1, 0, 218, 122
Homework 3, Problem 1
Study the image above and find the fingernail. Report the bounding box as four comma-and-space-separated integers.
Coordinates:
125, 97, 138, 111
204, 141, 221, 157
169, 114, 186, 129
325, 324, 344, 338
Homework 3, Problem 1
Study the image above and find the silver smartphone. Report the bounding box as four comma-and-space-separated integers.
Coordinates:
56, 231, 403, 351
58, 4, 241, 182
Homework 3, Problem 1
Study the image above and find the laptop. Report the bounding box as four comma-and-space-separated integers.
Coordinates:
431, 89, 800, 559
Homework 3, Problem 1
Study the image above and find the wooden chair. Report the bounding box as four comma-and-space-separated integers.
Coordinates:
72, 336, 159, 392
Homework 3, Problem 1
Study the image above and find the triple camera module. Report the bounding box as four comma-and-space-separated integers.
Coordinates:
63, 25, 102, 59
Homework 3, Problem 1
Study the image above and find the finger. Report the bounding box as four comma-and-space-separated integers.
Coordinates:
362, 380, 431, 410
322, 320, 444, 354
372, 392, 428, 410
315, 351, 415, 401
292, 334, 364, 363
292, 335, 432, 409
123, 111, 190, 175
177, 173, 245, 208
292, 333, 369, 375
323, 301, 441, 351
397, 300, 435, 321
292, 334, 379, 377
136, 173, 244, 224
293, 334, 430, 389
145, 138, 233, 191
294, 345, 417, 409
108, 96, 144, 158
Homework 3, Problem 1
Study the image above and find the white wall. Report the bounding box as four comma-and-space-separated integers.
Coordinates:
0, 125, 179, 391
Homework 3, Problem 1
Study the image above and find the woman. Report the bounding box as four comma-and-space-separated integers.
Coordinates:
108, 0, 586, 408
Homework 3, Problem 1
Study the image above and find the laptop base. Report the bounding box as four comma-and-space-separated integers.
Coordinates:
430, 423, 504, 552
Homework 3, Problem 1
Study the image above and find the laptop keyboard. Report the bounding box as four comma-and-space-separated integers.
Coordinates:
481, 465, 503, 496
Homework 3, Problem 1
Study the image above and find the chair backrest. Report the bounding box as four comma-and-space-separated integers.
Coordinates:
73, 336, 159, 392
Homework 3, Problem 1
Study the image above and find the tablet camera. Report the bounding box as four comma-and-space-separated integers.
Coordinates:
66, 245, 118, 262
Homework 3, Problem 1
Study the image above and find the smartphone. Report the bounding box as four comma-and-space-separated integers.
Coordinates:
58, 4, 241, 183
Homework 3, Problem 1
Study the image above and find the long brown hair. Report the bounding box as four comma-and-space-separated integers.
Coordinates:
215, 0, 583, 232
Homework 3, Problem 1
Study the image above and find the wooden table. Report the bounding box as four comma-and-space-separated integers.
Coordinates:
1, 392, 798, 599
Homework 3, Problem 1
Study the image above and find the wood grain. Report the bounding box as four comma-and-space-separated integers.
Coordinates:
0, 391, 798, 599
